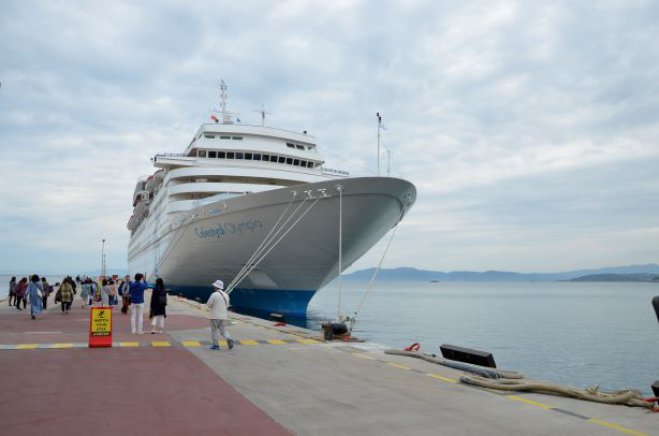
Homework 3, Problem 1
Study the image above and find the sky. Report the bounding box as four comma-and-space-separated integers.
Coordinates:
1, 0, 658, 275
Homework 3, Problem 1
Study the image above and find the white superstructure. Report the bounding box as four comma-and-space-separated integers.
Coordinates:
127, 82, 416, 318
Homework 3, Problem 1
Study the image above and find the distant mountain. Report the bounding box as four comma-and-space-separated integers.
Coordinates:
571, 273, 659, 282
342, 264, 659, 282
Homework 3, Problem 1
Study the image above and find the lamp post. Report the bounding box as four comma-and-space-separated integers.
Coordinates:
101, 238, 106, 277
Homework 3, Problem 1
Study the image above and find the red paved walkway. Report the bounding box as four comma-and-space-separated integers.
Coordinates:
0, 299, 293, 436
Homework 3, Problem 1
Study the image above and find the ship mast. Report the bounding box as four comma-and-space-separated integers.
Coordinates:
376, 112, 382, 176
220, 80, 231, 124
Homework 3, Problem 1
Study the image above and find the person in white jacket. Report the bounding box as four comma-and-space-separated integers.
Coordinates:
206, 280, 235, 350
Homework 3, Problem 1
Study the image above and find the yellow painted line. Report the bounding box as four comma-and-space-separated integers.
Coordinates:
181, 341, 202, 347
353, 353, 376, 360
267, 339, 287, 345
297, 339, 319, 344
16, 344, 40, 349
507, 395, 554, 410
239, 339, 258, 345
51, 343, 74, 349
386, 362, 411, 370
151, 341, 171, 347
588, 419, 648, 436
427, 373, 458, 383
118, 342, 140, 347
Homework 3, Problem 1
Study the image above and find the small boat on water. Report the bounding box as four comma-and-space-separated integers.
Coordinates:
127, 81, 416, 319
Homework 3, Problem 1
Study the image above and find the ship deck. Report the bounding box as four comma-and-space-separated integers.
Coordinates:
0, 295, 655, 435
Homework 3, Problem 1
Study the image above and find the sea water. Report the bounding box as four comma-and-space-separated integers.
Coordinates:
309, 281, 659, 395
2, 275, 657, 394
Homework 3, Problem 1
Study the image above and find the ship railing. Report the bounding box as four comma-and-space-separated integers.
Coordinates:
153, 152, 189, 162
322, 167, 350, 176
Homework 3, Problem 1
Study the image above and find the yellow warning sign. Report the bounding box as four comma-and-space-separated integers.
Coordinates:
90, 307, 112, 336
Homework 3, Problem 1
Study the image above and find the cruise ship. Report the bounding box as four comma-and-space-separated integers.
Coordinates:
127, 82, 416, 319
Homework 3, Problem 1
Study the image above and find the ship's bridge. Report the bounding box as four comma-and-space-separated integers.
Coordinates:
145, 123, 348, 220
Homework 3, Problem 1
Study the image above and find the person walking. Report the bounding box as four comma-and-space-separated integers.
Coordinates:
80, 279, 90, 308
41, 277, 50, 310
58, 277, 75, 314
129, 273, 147, 334
206, 280, 234, 350
149, 278, 167, 334
88, 278, 97, 306
100, 279, 110, 306
118, 275, 131, 314
107, 279, 118, 306
26, 275, 44, 320
14, 277, 28, 310
8, 277, 16, 306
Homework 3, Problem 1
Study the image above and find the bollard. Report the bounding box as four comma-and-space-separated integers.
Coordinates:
321, 322, 333, 341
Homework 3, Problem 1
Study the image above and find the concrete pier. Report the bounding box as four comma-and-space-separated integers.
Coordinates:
0, 295, 655, 435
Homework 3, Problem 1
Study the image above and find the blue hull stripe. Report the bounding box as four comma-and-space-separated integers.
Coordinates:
164, 284, 315, 318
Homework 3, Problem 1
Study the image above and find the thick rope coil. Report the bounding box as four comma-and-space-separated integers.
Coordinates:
460, 375, 655, 409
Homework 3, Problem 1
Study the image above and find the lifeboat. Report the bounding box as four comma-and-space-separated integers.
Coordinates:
134, 201, 148, 220
126, 216, 138, 231
133, 190, 148, 207
145, 175, 158, 193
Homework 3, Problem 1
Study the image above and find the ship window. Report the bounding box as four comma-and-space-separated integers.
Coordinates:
261, 154, 269, 161
271, 155, 278, 162
227, 152, 235, 159
253, 153, 261, 160
286, 142, 295, 148
235, 152, 244, 159
278, 156, 285, 163
307, 161, 314, 168
218, 151, 226, 158
232, 136, 243, 140
286, 158, 293, 165
220, 136, 231, 140
293, 159, 300, 166
208, 151, 217, 158
204, 134, 214, 139
296, 145, 304, 150
199, 150, 207, 158
245, 153, 252, 160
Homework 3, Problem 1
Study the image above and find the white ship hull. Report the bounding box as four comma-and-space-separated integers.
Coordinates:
128, 176, 415, 317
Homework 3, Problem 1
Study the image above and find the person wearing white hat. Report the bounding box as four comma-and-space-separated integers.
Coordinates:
206, 279, 234, 350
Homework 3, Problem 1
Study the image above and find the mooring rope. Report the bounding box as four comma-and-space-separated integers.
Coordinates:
460, 375, 655, 409
385, 349, 655, 410
344, 209, 405, 329
384, 349, 524, 379
226, 193, 300, 293
337, 186, 344, 320
227, 195, 321, 294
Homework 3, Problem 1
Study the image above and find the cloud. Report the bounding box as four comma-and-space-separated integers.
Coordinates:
1, 0, 658, 274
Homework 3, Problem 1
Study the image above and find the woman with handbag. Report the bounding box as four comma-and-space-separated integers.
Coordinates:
149, 278, 167, 334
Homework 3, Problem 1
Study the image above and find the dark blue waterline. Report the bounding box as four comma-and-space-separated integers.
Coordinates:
164, 284, 316, 325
